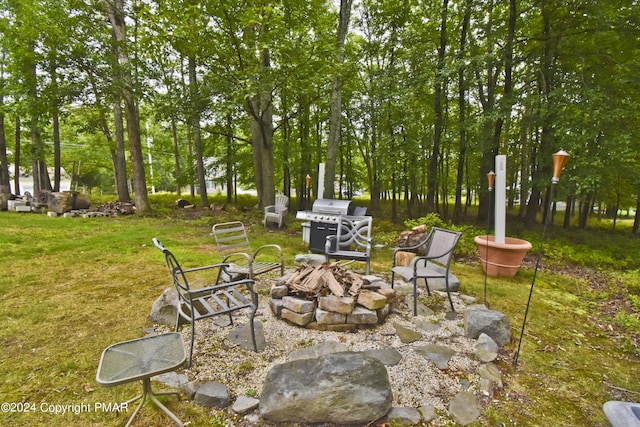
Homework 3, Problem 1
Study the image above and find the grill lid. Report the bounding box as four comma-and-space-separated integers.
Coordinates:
311, 199, 353, 215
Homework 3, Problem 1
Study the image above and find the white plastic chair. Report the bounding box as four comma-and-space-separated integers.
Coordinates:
263, 194, 289, 228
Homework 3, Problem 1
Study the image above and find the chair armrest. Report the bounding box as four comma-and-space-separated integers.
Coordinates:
186, 278, 256, 298
221, 252, 253, 265
410, 248, 455, 269
254, 244, 284, 261
325, 235, 337, 253
264, 205, 276, 213
180, 263, 232, 274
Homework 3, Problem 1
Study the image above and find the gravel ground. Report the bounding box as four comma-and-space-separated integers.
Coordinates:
168, 275, 486, 425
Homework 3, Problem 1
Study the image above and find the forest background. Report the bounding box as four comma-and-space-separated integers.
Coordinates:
0, 0, 639, 232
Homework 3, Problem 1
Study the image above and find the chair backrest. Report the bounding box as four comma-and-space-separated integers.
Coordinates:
152, 238, 193, 301
335, 216, 372, 252
353, 206, 367, 216
424, 227, 462, 267
212, 221, 252, 257
274, 195, 289, 213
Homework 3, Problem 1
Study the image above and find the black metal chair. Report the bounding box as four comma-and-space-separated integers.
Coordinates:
153, 238, 258, 367
391, 227, 462, 315
324, 215, 373, 274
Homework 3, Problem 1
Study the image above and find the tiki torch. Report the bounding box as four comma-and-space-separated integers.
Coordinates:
513, 149, 570, 369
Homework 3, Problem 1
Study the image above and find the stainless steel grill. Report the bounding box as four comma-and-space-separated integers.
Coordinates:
296, 199, 355, 253
296, 199, 354, 223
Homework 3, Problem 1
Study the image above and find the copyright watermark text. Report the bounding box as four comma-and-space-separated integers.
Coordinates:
1, 401, 129, 415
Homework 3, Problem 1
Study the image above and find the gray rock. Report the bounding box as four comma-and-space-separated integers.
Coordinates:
414, 344, 456, 370
478, 362, 503, 388
449, 391, 482, 425
182, 380, 202, 400
407, 295, 434, 317
288, 341, 349, 361
194, 381, 230, 408
394, 323, 423, 343
232, 395, 260, 414
294, 253, 326, 266
464, 307, 511, 347
281, 308, 314, 326
418, 404, 436, 422
363, 348, 403, 366
346, 305, 378, 324
225, 321, 266, 351
153, 371, 188, 389
270, 284, 289, 299
259, 352, 393, 424
361, 274, 384, 284
412, 317, 441, 333
474, 332, 499, 362
315, 307, 347, 324
459, 294, 477, 305
148, 287, 178, 327
382, 407, 423, 425
269, 298, 283, 317
282, 296, 315, 313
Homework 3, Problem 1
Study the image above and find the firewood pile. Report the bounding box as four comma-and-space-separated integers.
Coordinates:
95, 201, 136, 215
283, 262, 378, 299
395, 224, 429, 255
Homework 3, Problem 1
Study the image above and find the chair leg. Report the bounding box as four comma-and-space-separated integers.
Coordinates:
188, 321, 195, 368
391, 271, 395, 289
412, 277, 418, 316
445, 277, 455, 312
249, 314, 258, 352
424, 278, 432, 296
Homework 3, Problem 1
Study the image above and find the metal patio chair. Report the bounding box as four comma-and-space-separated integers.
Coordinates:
391, 227, 462, 315
212, 221, 284, 281
324, 215, 373, 274
153, 238, 258, 367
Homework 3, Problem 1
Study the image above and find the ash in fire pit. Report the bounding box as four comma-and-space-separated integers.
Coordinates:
269, 263, 396, 330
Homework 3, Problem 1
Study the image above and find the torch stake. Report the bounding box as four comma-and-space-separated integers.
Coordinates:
513, 181, 556, 369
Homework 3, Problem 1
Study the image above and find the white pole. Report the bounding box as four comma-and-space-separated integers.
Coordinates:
495, 155, 507, 244
317, 163, 325, 199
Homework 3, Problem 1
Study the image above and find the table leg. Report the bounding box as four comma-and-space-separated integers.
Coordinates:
144, 378, 184, 427
124, 389, 146, 427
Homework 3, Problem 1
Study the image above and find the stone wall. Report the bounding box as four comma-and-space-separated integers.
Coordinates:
269, 274, 396, 330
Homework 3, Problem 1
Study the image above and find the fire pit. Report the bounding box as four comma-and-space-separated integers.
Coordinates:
268, 263, 395, 330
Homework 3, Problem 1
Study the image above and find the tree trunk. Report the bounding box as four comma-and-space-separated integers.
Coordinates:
14, 116, 20, 195
246, 48, 275, 209
325, 0, 353, 199
225, 113, 234, 203
50, 59, 61, 192
427, 0, 448, 213
454, 0, 471, 222
171, 117, 181, 196
633, 194, 640, 236
0, 104, 9, 210
188, 54, 209, 208
112, 96, 131, 201
105, 0, 151, 214
299, 97, 311, 210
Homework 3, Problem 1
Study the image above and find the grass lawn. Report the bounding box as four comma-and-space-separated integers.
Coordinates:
0, 201, 638, 426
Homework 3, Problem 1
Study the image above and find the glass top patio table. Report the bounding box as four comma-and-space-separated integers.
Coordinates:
96, 332, 186, 386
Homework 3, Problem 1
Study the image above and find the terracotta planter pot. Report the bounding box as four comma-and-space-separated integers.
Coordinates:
474, 235, 532, 277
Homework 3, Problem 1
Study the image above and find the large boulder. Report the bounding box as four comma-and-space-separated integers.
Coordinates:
464, 306, 511, 347
148, 287, 179, 327
259, 351, 393, 424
